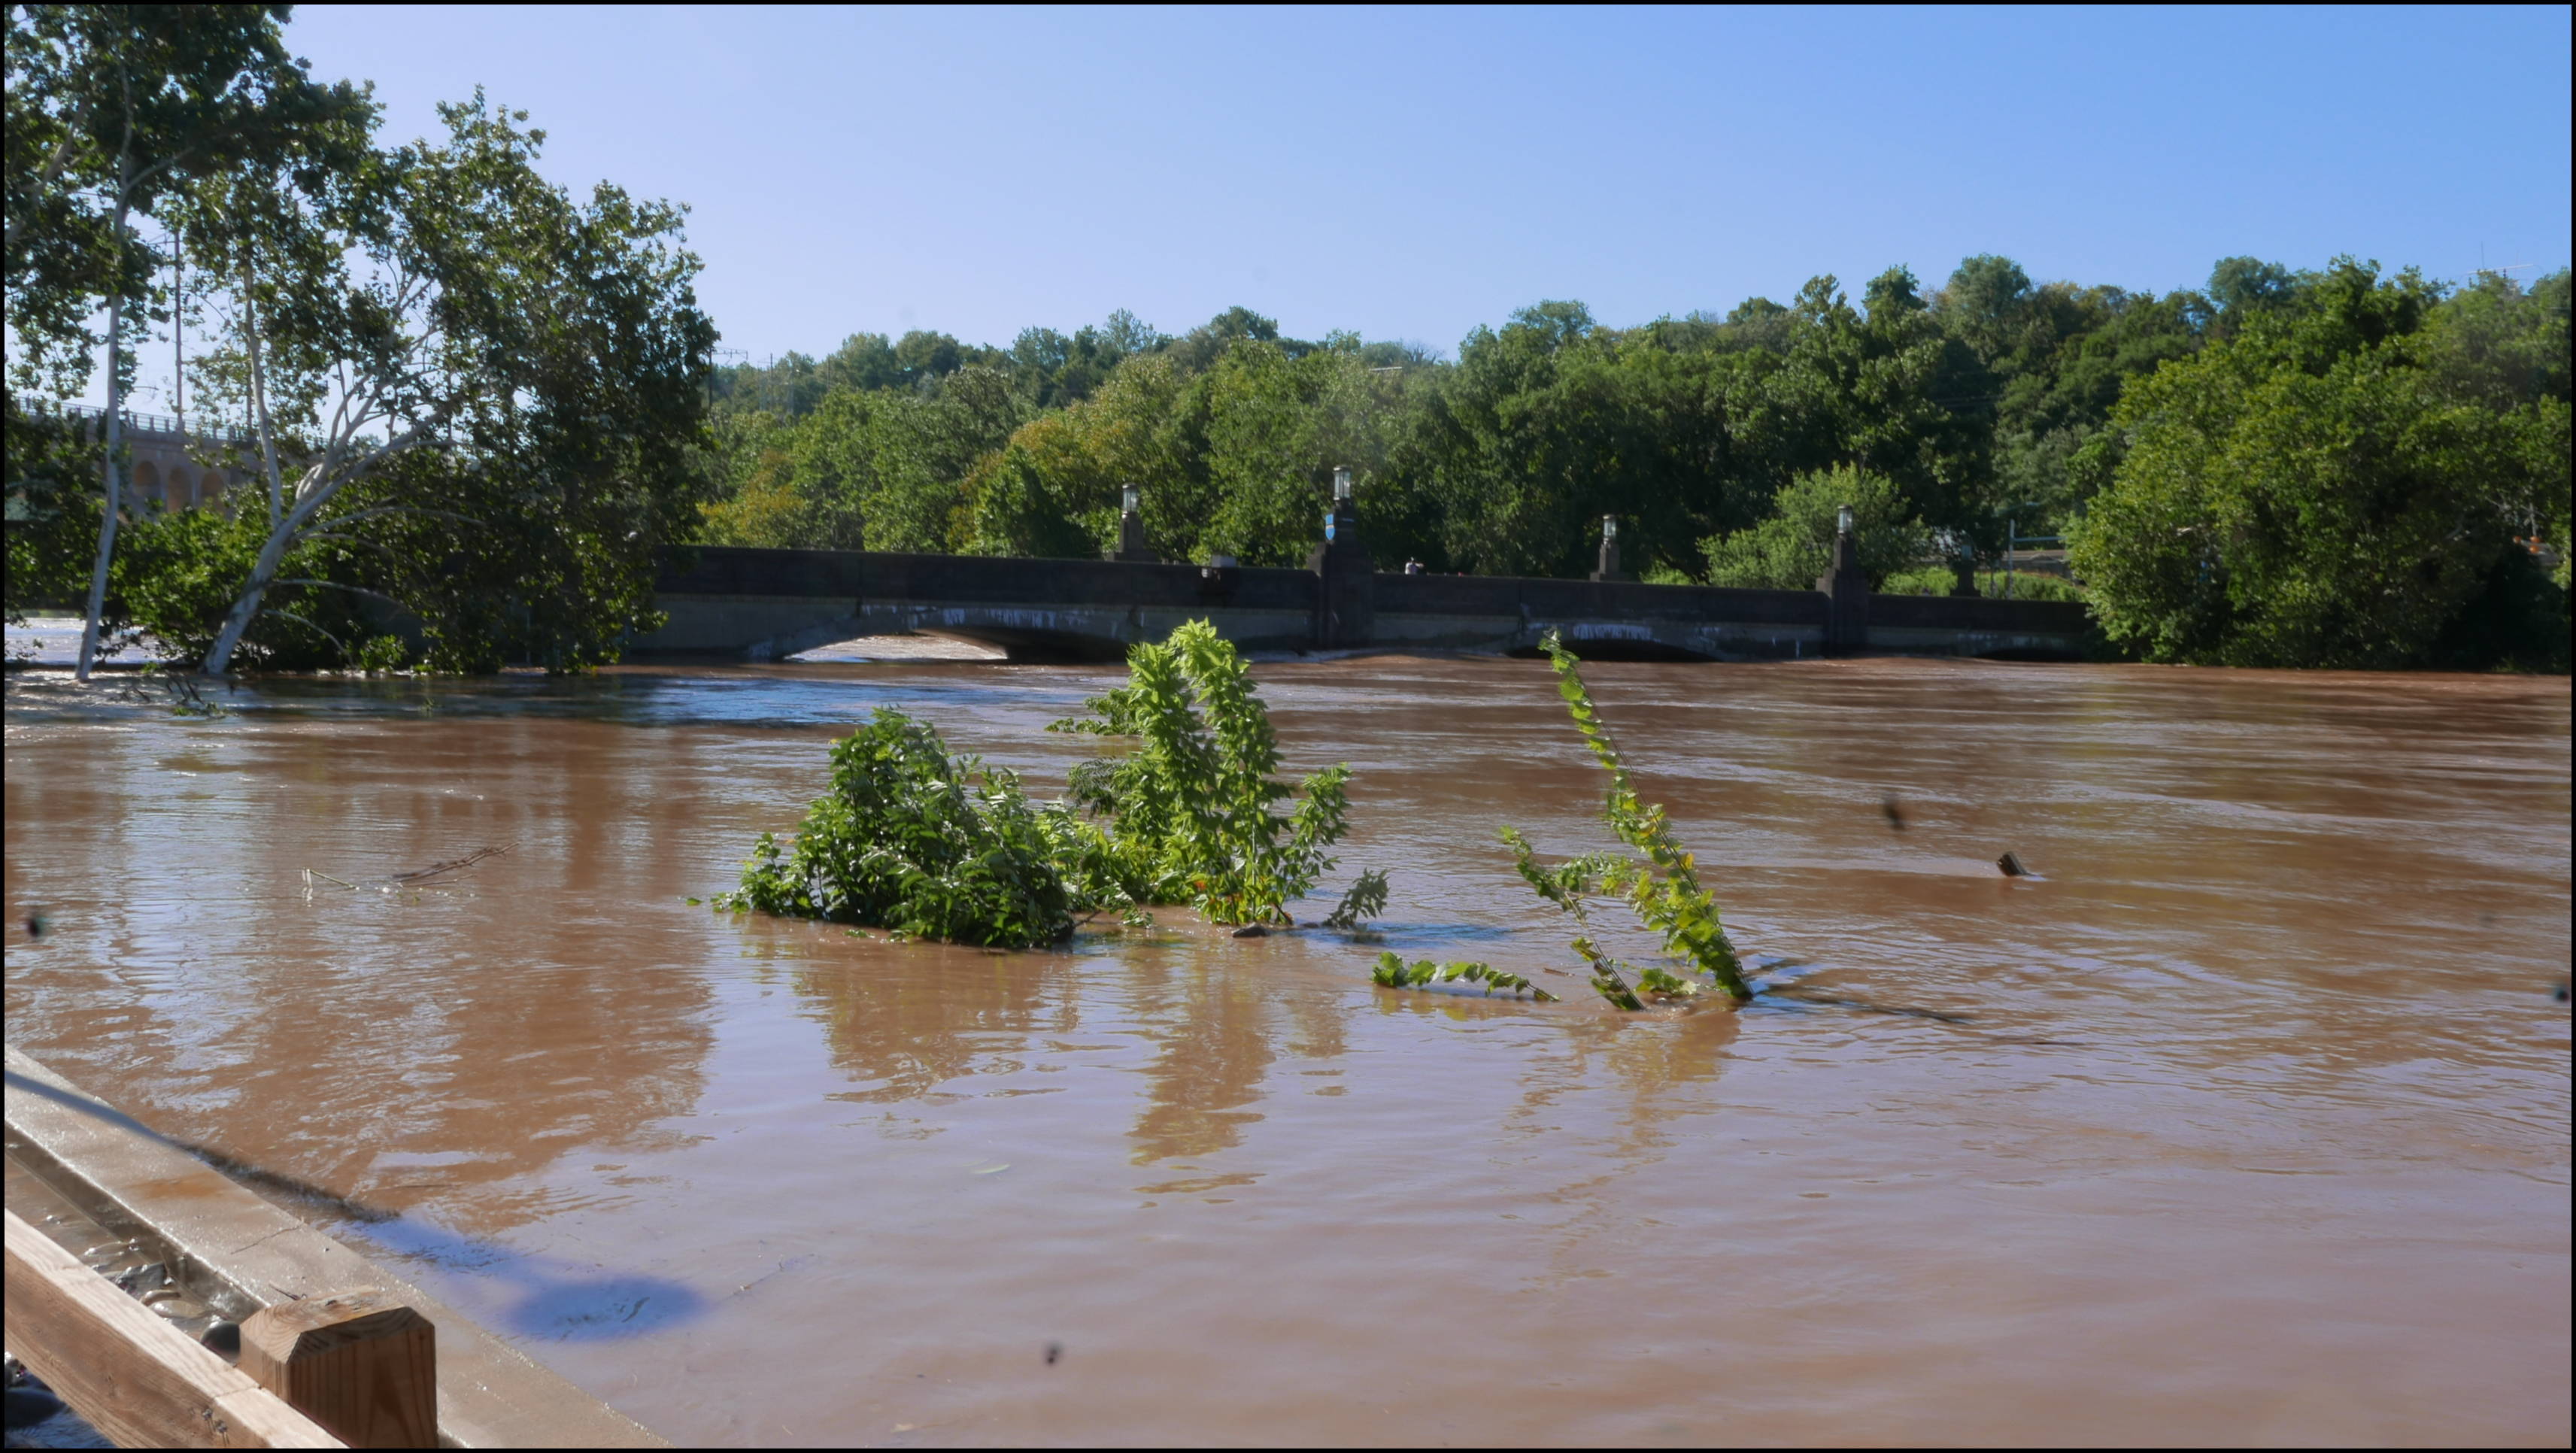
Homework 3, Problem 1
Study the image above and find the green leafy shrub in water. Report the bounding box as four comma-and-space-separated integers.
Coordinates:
1051, 619, 1354, 926
1371, 951, 1555, 1001
1321, 868, 1389, 930
353, 634, 412, 673
1503, 632, 1750, 1008
720, 707, 1081, 948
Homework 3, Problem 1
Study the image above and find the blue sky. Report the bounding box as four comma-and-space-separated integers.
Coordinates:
228, 4, 2576, 362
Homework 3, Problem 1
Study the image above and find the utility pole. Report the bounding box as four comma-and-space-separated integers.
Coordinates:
171, 228, 184, 448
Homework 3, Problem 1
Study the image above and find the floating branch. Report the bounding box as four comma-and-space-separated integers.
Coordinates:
1371, 951, 1557, 1001
384, 844, 513, 883
303, 844, 514, 895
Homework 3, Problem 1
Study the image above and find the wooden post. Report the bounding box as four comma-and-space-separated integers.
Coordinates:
240, 1288, 438, 1449
3, 1209, 341, 1448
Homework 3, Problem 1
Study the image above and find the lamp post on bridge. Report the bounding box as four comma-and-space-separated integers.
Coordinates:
1108, 482, 1156, 563
1590, 514, 1631, 582
1306, 465, 1373, 649
1818, 501, 1870, 654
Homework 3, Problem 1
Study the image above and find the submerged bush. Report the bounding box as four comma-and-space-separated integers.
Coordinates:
1370, 951, 1555, 1001
721, 707, 1080, 948
1503, 632, 1749, 1007
1051, 619, 1355, 925
726, 621, 1378, 948
1321, 869, 1389, 930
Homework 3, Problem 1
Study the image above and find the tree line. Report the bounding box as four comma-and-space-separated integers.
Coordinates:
701, 261, 2567, 669
6, 6, 2565, 675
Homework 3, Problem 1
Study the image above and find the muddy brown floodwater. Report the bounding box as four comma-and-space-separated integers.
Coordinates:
4, 656, 2568, 1446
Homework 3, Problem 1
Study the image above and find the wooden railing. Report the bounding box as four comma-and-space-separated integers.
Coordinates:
5, 1208, 342, 1447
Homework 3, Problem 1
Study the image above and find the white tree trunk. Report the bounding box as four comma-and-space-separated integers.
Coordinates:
199, 518, 293, 675
74, 190, 133, 684
201, 271, 291, 678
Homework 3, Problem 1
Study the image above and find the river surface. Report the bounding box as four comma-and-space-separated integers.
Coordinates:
4, 655, 2568, 1446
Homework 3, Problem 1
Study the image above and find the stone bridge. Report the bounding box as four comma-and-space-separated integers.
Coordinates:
635, 508, 2089, 663
23, 402, 250, 511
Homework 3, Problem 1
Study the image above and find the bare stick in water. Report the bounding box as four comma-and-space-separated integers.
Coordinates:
384, 844, 512, 884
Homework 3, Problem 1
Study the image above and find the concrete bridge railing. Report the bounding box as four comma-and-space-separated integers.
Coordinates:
634, 539, 2092, 664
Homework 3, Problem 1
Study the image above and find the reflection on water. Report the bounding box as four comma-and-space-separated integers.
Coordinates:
1124, 953, 1286, 1167
5, 657, 2568, 1446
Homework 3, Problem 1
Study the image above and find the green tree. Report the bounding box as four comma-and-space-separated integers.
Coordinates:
4, 401, 102, 629
2071, 259, 2566, 669
2205, 256, 2308, 333
169, 93, 713, 673
2426, 268, 2572, 590
1931, 255, 2218, 534
695, 410, 833, 548
963, 351, 1194, 560
859, 366, 1025, 551
1703, 463, 1928, 589
6, 3, 372, 677
1199, 338, 1386, 565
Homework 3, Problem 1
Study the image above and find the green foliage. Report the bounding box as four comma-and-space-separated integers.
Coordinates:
5, 5, 374, 396
4, 402, 101, 620
2071, 259, 2569, 669
352, 633, 409, 672
100, 505, 392, 668
1382, 279, 1994, 580
1988, 571, 2086, 603
12, 37, 719, 675
1503, 634, 1750, 1008
726, 620, 1367, 947
695, 410, 856, 550
1051, 620, 1352, 925
1321, 868, 1389, 930
156, 90, 718, 675
1370, 951, 1555, 1001
720, 707, 1080, 948
1502, 826, 1646, 1009
1937, 259, 2213, 532
1882, 563, 2086, 602
1702, 463, 1930, 589
111, 505, 261, 660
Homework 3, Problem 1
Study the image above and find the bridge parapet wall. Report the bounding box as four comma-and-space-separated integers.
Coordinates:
1868, 593, 2089, 634
642, 545, 2091, 663
658, 546, 1318, 611
1374, 571, 1828, 625
1866, 591, 2092, 657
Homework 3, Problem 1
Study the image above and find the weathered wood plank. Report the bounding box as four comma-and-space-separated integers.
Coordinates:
3, 1207, 342, 1449
241, 1290, 438, 1450
5, 1046, 668, 1447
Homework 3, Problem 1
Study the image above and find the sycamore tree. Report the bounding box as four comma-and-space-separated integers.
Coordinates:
168, 92, 715, 674
5, 3, 369, 678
